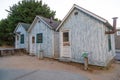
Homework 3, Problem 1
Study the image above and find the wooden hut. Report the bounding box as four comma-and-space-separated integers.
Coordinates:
28, 16, 60, 58
14, 22, 30, 52
56, 4, 116, 66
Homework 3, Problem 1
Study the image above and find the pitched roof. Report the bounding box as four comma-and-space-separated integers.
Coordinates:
28, 16, 60, 32
20, 23, 30, 31
56, 4, 112, 30
39, 16, 60, 30
14, 22, 30, 33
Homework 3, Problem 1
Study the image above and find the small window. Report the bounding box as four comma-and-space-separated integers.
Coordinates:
63, 32, 69, 42
20, 34, 24, 44
117, 31, 120, 35
63, 31, 70, 46
108, 34, 112, 51
32, 36, 35, 43
36, 33, 43, 43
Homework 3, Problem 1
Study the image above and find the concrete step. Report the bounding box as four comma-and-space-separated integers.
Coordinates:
59, 57, 71, 62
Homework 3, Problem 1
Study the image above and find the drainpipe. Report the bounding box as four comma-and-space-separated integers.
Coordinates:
105, 17, 118, 34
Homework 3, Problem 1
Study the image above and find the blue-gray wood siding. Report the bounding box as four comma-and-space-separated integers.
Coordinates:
59, 9, 115, 66
29, 19, 59, 58
15, 25, 28, 51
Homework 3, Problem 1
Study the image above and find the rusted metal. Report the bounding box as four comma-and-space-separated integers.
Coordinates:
105, 17, 118, 34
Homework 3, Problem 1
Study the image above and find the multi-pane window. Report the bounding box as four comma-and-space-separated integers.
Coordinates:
63, 31, 69, 46
20, 34, 24, 44
108, 34, 112, 51
63, 32, 69, 42
36, 33, 43, 43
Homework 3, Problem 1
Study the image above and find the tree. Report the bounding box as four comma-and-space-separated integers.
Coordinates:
0, 0, 57, 46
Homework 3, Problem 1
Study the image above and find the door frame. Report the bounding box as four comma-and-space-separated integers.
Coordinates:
60, 30, 71, 58
16, 35, 20, 48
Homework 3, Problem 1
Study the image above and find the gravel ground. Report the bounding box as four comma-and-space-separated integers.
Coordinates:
0, 55, 120, 80
115, 52, 120, 61
0, 69, 89, 80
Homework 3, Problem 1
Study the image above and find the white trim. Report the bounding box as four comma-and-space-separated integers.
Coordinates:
56, 4, 107, 31
37, 16, 53, 29
60, 30, 71, 58
60, 31, 63, 58
28, 16, 53, 32
14, 23, 21, 33
52, 31, 55, 58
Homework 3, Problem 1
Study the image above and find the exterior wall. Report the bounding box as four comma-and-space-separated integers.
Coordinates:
104, 27, 115, 65
59, 9, 115, 66
54, 31, 60, 58
29, 19, 54, 58
115, 30, 120, 50
15, 25, 28, 50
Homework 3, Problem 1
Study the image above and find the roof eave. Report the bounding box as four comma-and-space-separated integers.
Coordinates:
13, 23, 21, 33
56, 4, 109, 31
105, 22, 113, 30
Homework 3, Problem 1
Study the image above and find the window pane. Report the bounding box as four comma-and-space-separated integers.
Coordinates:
108, 34, 111, 51
20, 34, 24, 44
63, 32, 69, 42
36, 33, 43, 43
32, 36, 35, 43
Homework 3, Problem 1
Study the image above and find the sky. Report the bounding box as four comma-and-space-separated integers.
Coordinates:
0, 0, 120, 27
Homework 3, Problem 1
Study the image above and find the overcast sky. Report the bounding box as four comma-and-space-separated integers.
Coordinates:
0, 0, 120, 27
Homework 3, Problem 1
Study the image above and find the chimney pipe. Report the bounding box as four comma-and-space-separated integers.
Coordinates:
105, 17, 118, 34
112, 17, 118, 32
50, 17, 53, 23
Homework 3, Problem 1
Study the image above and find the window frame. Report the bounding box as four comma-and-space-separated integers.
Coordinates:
20, 34, 24, 44
62, 31, 70, 46
108, 34, 112, 51
36, 33, 43, 43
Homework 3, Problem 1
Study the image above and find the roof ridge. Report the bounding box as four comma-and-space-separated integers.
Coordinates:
73, 4, 107, 22
56, 4, 111, 30
19, 22, 30, 25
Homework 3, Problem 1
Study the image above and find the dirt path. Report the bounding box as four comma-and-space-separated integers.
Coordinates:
0, 55, 120, 80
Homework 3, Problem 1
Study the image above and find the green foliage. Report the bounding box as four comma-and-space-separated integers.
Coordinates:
0, 0, 57, 46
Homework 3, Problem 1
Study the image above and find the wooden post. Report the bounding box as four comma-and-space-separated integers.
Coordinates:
84, 57, 88, 70
38, 50, 44, 60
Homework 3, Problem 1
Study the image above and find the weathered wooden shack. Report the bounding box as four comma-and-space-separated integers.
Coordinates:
115, 28, 120, 52
14, 23, 30, 51
56, 4, 116, 66
28, 16, 60, 58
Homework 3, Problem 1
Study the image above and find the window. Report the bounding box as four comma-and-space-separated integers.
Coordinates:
117, 31, 120, 35
36, 33, 43, 43
63, 32, 69, 42
63, 31, 70, 46
32, 36, 35, 43
20, 34, 24, 44
108, 34, 112, 51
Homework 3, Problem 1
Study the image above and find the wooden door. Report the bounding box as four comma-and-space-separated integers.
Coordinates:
16, 35, 19, 48
60, 31, 71, 58
31, 36, 36, 55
